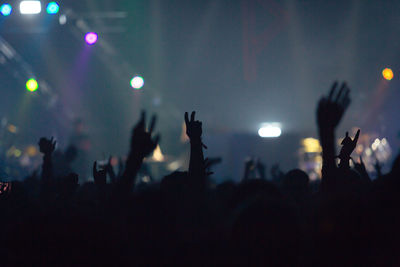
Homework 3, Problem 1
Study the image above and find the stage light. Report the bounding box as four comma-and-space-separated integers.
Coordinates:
85, 32, 98, 45
20, 1, 41, 14
130, 76, 144, 89
382, 68, 393, 81
46, 2, 59, 14
59, 14, 67, 25
302, 138, 322, 153
258, 124, 281, 138
0, 4, 12, 16
26, 78, 38, 92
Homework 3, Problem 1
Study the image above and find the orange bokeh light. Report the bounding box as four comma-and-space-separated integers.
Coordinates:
382, 68, 393, 81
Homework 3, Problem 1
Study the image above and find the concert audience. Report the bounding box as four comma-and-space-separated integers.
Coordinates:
0, 82, 399, 266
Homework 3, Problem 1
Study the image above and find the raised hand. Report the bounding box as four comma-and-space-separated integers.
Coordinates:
93, 161, 107, 186
317, 82, 351, 132
38, 137, 56, 155
338, 129, 360, 159
316, 82, 352, 180
338, 129, 360, 168
121, 111, 160, 189
130, 111, 160, 158
185, 111, 207, 180
185, 111, 202, 140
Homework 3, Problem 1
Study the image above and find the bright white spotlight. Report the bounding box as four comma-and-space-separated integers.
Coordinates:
258, 124, 282, 138
130, 76, 144, 89
20, 1, 41, 14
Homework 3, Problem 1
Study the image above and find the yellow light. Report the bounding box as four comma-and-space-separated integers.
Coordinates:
152, 145, 165, 162
382, 68, 393, 81
26, 78, 39, 92
302, 138, 322, 153
14, 149, 21, 157
26, 145, 38, 156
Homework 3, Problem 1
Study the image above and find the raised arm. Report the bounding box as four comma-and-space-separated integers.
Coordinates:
316, 82, 351, 178
185, 111, 206, 179
121, 112, 159, 190
338, 129, 360, 169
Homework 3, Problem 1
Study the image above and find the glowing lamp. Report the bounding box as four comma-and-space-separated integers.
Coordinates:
258, 124, 282, 138
46, 2, 59, 14
0, 4, 12, 16
382, 68, 393, 81
20, 1, 41, 14
85, 32, 98, 45
26, 78, 38, 92
130, 76, 144, 89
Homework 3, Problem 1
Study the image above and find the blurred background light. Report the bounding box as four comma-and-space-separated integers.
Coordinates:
130, 76, 144, 89
258, 124, 282, 138
382, 68, 393, 80
0, 4, 12, 16
59, 14, 67, 25
85, 32, 98, 45
302, 137, 322, 153
46, 2, 59, 14
26, 78, 38, 92
20, 1, 41, 14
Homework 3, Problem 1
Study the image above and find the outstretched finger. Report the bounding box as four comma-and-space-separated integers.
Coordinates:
137, 111, 146, 130
328, 81, 338, 101
335, 82, 346, 103
184, 112, 189, 126
191, 111, 195, 122
149, 115, 157, 134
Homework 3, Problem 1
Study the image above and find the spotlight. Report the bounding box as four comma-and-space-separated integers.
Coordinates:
85, 32, 98, 45
46, 2, 59, 14
26, 78, 38, 92
0, 4, 12, 16
130, 76, 144, 89
20, 1, 41, 14
382, 68, 393, 81
258, 124, 281, 138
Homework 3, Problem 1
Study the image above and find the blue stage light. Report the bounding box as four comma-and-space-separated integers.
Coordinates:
46, 2, 59, 14
0, 4, 12, 16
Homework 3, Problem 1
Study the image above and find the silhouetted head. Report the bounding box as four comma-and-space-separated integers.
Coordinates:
282, 169, 309, 189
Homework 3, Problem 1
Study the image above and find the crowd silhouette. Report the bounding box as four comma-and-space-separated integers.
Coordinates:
0, 81, 399, 266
